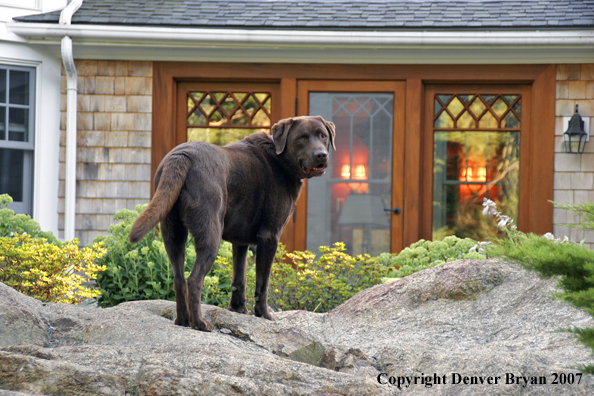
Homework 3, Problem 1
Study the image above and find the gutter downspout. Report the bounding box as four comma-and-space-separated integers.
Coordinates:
60, 0, 83, 241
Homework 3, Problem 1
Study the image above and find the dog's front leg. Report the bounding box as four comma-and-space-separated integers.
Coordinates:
254, 231, 278, 321
229, 244, 249, 314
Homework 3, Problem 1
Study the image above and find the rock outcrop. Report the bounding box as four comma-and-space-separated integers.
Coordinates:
1, 259, 594, 395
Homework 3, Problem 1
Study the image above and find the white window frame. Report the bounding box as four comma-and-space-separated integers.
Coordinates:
0, 64, 36, 215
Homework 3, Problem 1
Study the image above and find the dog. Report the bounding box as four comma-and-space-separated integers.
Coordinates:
129, 116, 336, 331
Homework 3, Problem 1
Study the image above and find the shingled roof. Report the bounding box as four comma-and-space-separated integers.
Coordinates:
14, 0, 594, 30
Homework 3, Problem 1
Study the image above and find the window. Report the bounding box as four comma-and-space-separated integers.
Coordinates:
0, 66, 35, 215
178, 83, 279, 146
432, 93, 521, 240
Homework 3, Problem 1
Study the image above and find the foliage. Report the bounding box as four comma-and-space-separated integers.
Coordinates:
483, 198, 594, 374
269, 242, 389, 313
552, 200, 594, 232
0, 194, 61, 245
0, 233, 106, 304
94, 205, 250, 308
378, 236, 486, 279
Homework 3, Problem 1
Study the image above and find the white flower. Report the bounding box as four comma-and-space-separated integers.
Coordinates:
497, 215, 511, 227
542, 232, 557, 241
482, 198, 497, 216
470, 241, 492, 254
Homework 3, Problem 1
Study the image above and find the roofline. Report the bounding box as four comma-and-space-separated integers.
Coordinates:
6, 22, 594, 50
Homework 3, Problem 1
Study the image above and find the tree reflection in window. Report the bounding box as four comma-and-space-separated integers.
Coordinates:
186, 91, 271, 146
433, 94, 520, 241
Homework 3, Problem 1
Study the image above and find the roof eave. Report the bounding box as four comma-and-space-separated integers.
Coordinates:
7, 22, 594, 49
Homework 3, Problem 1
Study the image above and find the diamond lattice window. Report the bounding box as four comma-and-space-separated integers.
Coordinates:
186, 91, 272, 146
432, 94, 521, 241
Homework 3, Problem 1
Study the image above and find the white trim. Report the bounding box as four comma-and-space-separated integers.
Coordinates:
0, 56, 41, 67
6, 23, 594, 49
60, 0, 82, 241
0, 0, 40, 11
7, 23, 594, 64
64, 44, 594, 64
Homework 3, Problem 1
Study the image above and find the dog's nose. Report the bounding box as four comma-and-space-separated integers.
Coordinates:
314, 150, 328, 163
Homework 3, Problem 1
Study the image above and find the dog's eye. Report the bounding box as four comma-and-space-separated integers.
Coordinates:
298, 135, 308, 141
320, 133, 328, 140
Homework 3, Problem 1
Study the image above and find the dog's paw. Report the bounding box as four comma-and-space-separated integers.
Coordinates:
191, 318, 215, 332
255, 307, 276, 321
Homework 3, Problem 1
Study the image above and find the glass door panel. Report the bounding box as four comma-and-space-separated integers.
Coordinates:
306, 92, 395, 256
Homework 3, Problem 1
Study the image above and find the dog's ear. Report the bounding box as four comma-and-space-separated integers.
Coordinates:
271, 118, 295, 155
317, 116, 336, 151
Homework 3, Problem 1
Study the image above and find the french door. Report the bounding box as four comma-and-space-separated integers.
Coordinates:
296, 81, 406, 255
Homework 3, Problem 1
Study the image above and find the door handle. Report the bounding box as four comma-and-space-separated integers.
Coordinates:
384, 207, 401, 215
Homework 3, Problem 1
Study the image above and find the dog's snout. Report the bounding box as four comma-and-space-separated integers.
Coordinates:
314, 150, 328, 163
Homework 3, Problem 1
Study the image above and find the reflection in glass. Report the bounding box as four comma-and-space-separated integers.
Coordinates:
9, 71, 29, 105
433, 131, 519, 241
186, 91, 272, 146
186, 91, 271, 128
0, 106, 5, 140
187, 127, 267, 146
0, 69, 6, 103
8, 107, 28, 142
433, 93, 522, 241
0, 148, 24, 201
307, 93, 393, 256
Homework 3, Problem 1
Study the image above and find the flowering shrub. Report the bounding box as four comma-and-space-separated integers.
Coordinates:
269, 242, 388, 312
0, 193, 106, 303
0, 194, 61, 244
0, 234, 106, 303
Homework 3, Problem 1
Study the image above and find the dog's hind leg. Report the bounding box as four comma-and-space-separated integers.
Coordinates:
229, 244, 249, 314
186, 227, 220, 332
183, 197, 224, 332
161, 210, 190, 327
254, 230, 279, 321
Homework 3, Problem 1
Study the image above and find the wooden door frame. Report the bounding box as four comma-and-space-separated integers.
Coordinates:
296, 80, 406, 253
153, 62, 555, 250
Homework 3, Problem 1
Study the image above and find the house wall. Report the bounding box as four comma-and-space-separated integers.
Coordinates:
59, 60, 152, 245
554, 64, 594, 248
61, 61, 594, 248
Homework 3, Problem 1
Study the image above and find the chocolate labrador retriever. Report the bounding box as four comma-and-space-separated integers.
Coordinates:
129, 116, 335, 331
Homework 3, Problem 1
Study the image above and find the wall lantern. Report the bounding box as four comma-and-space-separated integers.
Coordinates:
563, 105, 588, 154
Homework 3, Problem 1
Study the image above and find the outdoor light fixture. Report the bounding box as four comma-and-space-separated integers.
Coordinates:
563, 105, 588, 154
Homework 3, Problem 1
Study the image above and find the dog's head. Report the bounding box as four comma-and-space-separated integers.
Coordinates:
272, 116, 336, 179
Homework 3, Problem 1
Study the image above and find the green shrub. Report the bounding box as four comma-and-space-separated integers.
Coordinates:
94, 205, 250, 308
0, 194, 61, 245
269, 242, 389, 313
489, 233, 594, 312
552, 201, 594, 233
378, 236, 486, 279
483, 198, 594, 374
0, 233, 106, 303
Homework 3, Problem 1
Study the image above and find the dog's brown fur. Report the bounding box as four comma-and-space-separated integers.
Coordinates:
129, 116, 335, 331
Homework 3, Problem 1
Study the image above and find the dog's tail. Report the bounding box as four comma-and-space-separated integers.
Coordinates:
129, 154, 192, 244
